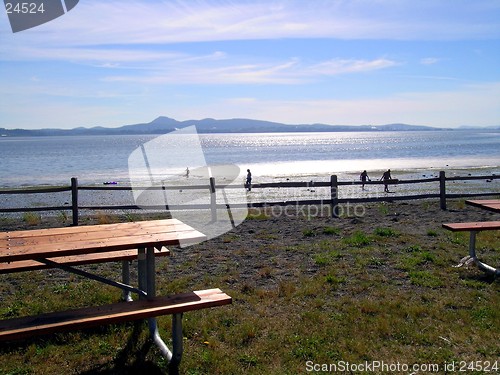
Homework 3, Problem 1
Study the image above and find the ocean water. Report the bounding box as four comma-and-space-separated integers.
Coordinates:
0, 130, 499, 188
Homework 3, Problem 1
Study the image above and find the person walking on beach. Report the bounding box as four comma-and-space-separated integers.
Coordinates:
360, 170, 370, 190
245, 169, 252, 191
380, 169, 392, 193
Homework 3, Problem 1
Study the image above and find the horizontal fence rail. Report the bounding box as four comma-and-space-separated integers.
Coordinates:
0, 173, 498, 225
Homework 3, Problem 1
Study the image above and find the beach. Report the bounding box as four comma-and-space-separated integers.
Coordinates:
1, 166, 499, 223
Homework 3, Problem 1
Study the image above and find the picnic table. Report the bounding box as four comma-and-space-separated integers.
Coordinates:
442, 199, 499, 276
465, 199, 500, 214
0, 219, 232, 369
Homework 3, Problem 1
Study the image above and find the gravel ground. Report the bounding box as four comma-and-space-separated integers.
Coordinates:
1, 199, 498, 291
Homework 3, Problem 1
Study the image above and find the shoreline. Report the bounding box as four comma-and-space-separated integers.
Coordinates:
1, 164, 498, 189
0, 167, 498, 221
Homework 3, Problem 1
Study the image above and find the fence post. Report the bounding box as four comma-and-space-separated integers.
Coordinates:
439, 171, 446, 210
330, 175, 339, 218
71, 177, 79, 226
209, 177, 217, 221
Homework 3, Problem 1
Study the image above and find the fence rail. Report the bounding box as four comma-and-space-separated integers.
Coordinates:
1, 172, 498, 225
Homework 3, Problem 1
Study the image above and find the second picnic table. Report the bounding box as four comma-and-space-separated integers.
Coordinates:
465, 199, 500, 214
442, 199, 499, 276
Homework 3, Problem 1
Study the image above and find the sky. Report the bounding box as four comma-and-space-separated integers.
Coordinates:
0, 0, 499, 130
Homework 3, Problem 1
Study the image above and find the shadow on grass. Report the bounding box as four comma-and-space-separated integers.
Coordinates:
79, 321, 172, 375
460, 271, 498, 284
0, 319, 182, 374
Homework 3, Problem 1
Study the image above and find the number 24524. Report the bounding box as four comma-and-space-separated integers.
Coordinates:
5, 2, 46, 14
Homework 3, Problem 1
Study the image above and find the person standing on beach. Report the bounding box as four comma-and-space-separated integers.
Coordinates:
245, 169, 252, 191
380, 169, 392, 193
360, 170, 370, 190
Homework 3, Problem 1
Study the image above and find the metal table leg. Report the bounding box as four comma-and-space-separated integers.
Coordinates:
121, 260, 133, 302
469, 231, 499, 275
138, 247, 185, 366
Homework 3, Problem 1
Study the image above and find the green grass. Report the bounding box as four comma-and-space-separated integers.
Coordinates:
408, 270, 443, 288
374, 227, 400, 237
246, 209, 270, 220
322, 226, 340, 235
427, 229, 439, 237
377, 203, 389, 215
343, 230, 371, 246
22, 212, 41, 226
302, 228, 315, 237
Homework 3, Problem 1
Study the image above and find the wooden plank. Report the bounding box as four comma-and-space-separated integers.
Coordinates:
1, 221, 197, 248
0, 225, 200, 251
466, 200, 500, 204
0, 186, 71, 194
0, 288, 231, 341
0, 219, 205, 262
442, 221, 500, 232
0, 228, 205, 262
0, 207, 69, 213
0, 248, 170, 274
465, 199, 500, 213
0, 219, 184, 240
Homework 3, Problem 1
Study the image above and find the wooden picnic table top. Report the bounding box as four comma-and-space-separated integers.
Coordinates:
442, 221, 500, 231
0, 219, 205, 263
465, 199, 500, 214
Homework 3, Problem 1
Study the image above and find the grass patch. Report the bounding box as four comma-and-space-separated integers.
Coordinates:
374, 227, 399, 237
313, 250, 341, 266
246, 210, 269, 220
124, 213, 142, 222
426, 229, 438, 237
401, 251, 436, 271
57, 211, 69, 224
302, 228, 315, 237
325, 274, 346, 285
322, 226, 340, 236
470, 307, 497, 329
343, 230, 371, 246
377, 203, 389, 215
408, 271, 443, 288
22, 212, 41, 226
405, 244, 422, 253
95, 212, 115, 224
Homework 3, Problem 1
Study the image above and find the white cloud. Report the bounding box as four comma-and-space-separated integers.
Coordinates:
2, 0, 499, 52
102, 56, 398, 85
310, 58, 399, 75
9, 47, 185, 65
420, 57, 440, 65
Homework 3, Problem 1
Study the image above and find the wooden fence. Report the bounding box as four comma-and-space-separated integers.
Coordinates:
0, 172, 498, 225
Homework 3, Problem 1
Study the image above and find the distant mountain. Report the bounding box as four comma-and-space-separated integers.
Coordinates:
0, 116, 452, 137
457, 125, 500, 130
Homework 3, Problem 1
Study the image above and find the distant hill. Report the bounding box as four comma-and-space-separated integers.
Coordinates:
0, 116, 453, 137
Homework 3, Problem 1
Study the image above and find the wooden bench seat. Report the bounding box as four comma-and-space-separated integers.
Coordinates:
442, 221, 500, 232
0, 248, 170, 274
442, 221, 499, 276
0, 288, 231, 341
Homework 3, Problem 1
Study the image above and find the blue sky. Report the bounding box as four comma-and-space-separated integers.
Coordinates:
1, 0, 499, 129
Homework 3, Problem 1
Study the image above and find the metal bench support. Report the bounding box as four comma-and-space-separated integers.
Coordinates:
36, 258, 147, 297
468, 231, 499, 276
